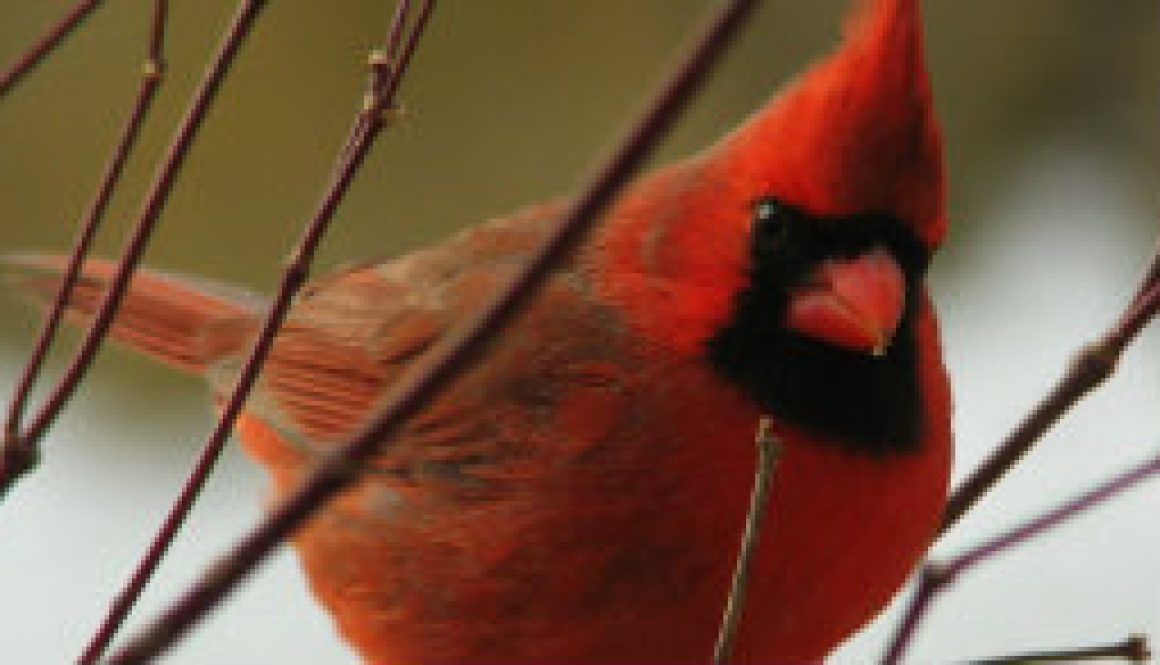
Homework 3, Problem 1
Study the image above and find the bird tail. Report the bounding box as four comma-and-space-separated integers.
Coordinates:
5, 255, 264, 374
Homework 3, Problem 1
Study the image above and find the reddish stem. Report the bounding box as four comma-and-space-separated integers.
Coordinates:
3, 1, 167, 489
0, 0, 104, 97
886, 447, 1160, 664
880, 563, 951, 665
75, 3, 431, 662
0, 0, 266, 496
940, 251, 1160, 533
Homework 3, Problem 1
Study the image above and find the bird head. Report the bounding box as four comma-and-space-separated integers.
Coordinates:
600, 0, 946, 450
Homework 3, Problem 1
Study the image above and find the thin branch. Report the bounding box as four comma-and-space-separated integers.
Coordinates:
713, 417, 782, 664
74, 3, 431, 662
0, 0, 104, 98
940, 247, 1160, 533
3, 0, 167, 488
880, 563, 948, 665
969, 634, 1150, 664
884, 445, 1160, 664
106, 1, 759, 661
954, 450, 1160, 578
1132, 237, 1160, 303
0, 0, 267, 496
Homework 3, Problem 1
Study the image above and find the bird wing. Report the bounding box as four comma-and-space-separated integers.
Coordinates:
227, 202, 598, 481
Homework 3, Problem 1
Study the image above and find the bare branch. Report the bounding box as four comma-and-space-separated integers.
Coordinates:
74, 3, 431, 662
0, 0, 104, 98
884, 445, 1160, 664
940, 247, 1160, 533
0, 0, 267, 495
4, 0, 167, 488
714, 418, 782, 664
969, 634, 1150, 664
880, 562, 949, 665
105, 1, 759, 661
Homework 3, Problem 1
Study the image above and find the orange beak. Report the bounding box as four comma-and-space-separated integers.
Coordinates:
784, 248, 906, 356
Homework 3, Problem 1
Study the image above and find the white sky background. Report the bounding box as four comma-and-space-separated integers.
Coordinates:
0, 138, 1157, 663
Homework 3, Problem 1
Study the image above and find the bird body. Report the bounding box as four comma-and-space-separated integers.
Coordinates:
15, 0, 952, 661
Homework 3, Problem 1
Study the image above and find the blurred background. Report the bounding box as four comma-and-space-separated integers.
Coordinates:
1, 1, 1157, 662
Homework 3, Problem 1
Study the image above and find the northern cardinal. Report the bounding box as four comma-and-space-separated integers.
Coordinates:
14, 0, 951, 661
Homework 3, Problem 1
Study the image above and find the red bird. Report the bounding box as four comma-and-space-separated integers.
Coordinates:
16, 0, 951, 661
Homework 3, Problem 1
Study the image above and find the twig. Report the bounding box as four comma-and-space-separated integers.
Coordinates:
0, 0, 266, 496
1133, 237, 1160, 303
880, 563, 946, 665
74, 3, 431, 662
969, 634, 1150, 664
713, 417, 782, 664
883, 445, 1160, 664
3, 0, 167, 491
0, 0, 104, 98
105, 1, 758, 661
940, 248, 1160, 533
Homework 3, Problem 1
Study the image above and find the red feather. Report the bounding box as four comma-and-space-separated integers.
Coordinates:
11, 0, 952, 661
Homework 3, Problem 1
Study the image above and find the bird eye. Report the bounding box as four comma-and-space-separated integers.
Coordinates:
751, 197, 792, 253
